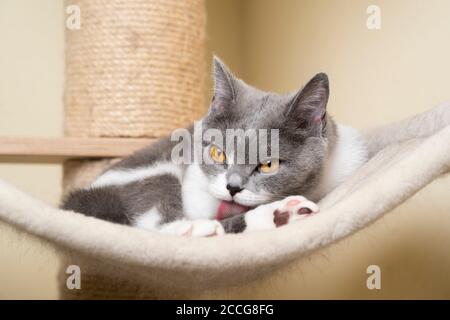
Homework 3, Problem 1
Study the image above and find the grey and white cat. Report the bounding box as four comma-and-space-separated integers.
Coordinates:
62, 57, 368, 236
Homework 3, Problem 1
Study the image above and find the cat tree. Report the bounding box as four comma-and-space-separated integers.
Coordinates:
0, 0, 449, 299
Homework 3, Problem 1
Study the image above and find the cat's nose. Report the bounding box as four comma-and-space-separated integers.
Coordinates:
226, 184, 243, 197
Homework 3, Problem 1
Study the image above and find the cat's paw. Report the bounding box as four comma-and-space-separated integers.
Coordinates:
159, 219, 225, 237
244, 195, 318, 232
272, 196, 318, 227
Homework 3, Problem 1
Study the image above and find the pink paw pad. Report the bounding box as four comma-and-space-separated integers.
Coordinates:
297, 207, 313, 215
286, 199, 301, 208
272, 196, 319, 228
273, 210, 290, 227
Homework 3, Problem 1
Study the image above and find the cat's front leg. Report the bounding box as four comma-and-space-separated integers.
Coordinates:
159, 219, 225, 237
221, 196, 319, 233
149, 196, 317, 237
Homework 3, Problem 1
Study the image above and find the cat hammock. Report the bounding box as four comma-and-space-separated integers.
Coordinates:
0, 0, 449, 299
0, 104, 449, 298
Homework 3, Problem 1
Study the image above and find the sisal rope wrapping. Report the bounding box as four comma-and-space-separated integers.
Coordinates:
64, 0, 207, 138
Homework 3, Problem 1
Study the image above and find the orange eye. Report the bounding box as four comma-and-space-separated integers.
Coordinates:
210, 145, 226, 164
259, 159, 279, 173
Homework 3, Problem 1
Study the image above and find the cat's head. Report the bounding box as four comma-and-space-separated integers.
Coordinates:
200, 57, 336, 210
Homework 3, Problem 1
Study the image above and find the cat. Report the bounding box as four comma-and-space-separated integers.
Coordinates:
62, 57, 368, 237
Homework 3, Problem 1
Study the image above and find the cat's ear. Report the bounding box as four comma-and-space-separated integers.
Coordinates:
211, 56, 236, 110
287, 73, 329, 133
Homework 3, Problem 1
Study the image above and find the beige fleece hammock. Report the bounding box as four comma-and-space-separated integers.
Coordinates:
0, 0, 449, 299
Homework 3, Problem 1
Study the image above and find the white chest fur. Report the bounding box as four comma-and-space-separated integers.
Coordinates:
313, 124, 369, 199
182, 164, 220, 220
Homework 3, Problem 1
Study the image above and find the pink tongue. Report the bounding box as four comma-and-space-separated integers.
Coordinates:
216, 200, 251, 220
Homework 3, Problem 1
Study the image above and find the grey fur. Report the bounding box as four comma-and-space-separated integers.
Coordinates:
63, 174, 183, 224
220, 213, 247, 233
62, 57, 336, 233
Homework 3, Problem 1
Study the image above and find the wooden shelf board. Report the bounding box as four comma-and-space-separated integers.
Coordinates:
0, 137, 153, 160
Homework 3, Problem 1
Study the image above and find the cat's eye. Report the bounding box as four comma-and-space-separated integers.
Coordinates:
210, 145, 226, 164
259, 159, 279, 174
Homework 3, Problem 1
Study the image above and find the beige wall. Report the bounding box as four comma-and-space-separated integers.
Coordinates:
0, 0, 63, 202
1, 0, 449, 299
240, 0, 450, 129
205, 0, 243, 98
0, 0, 63, 299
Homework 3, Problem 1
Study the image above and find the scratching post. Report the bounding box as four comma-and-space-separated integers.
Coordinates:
61, 0, 207, 299
64, 0, 206, 138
